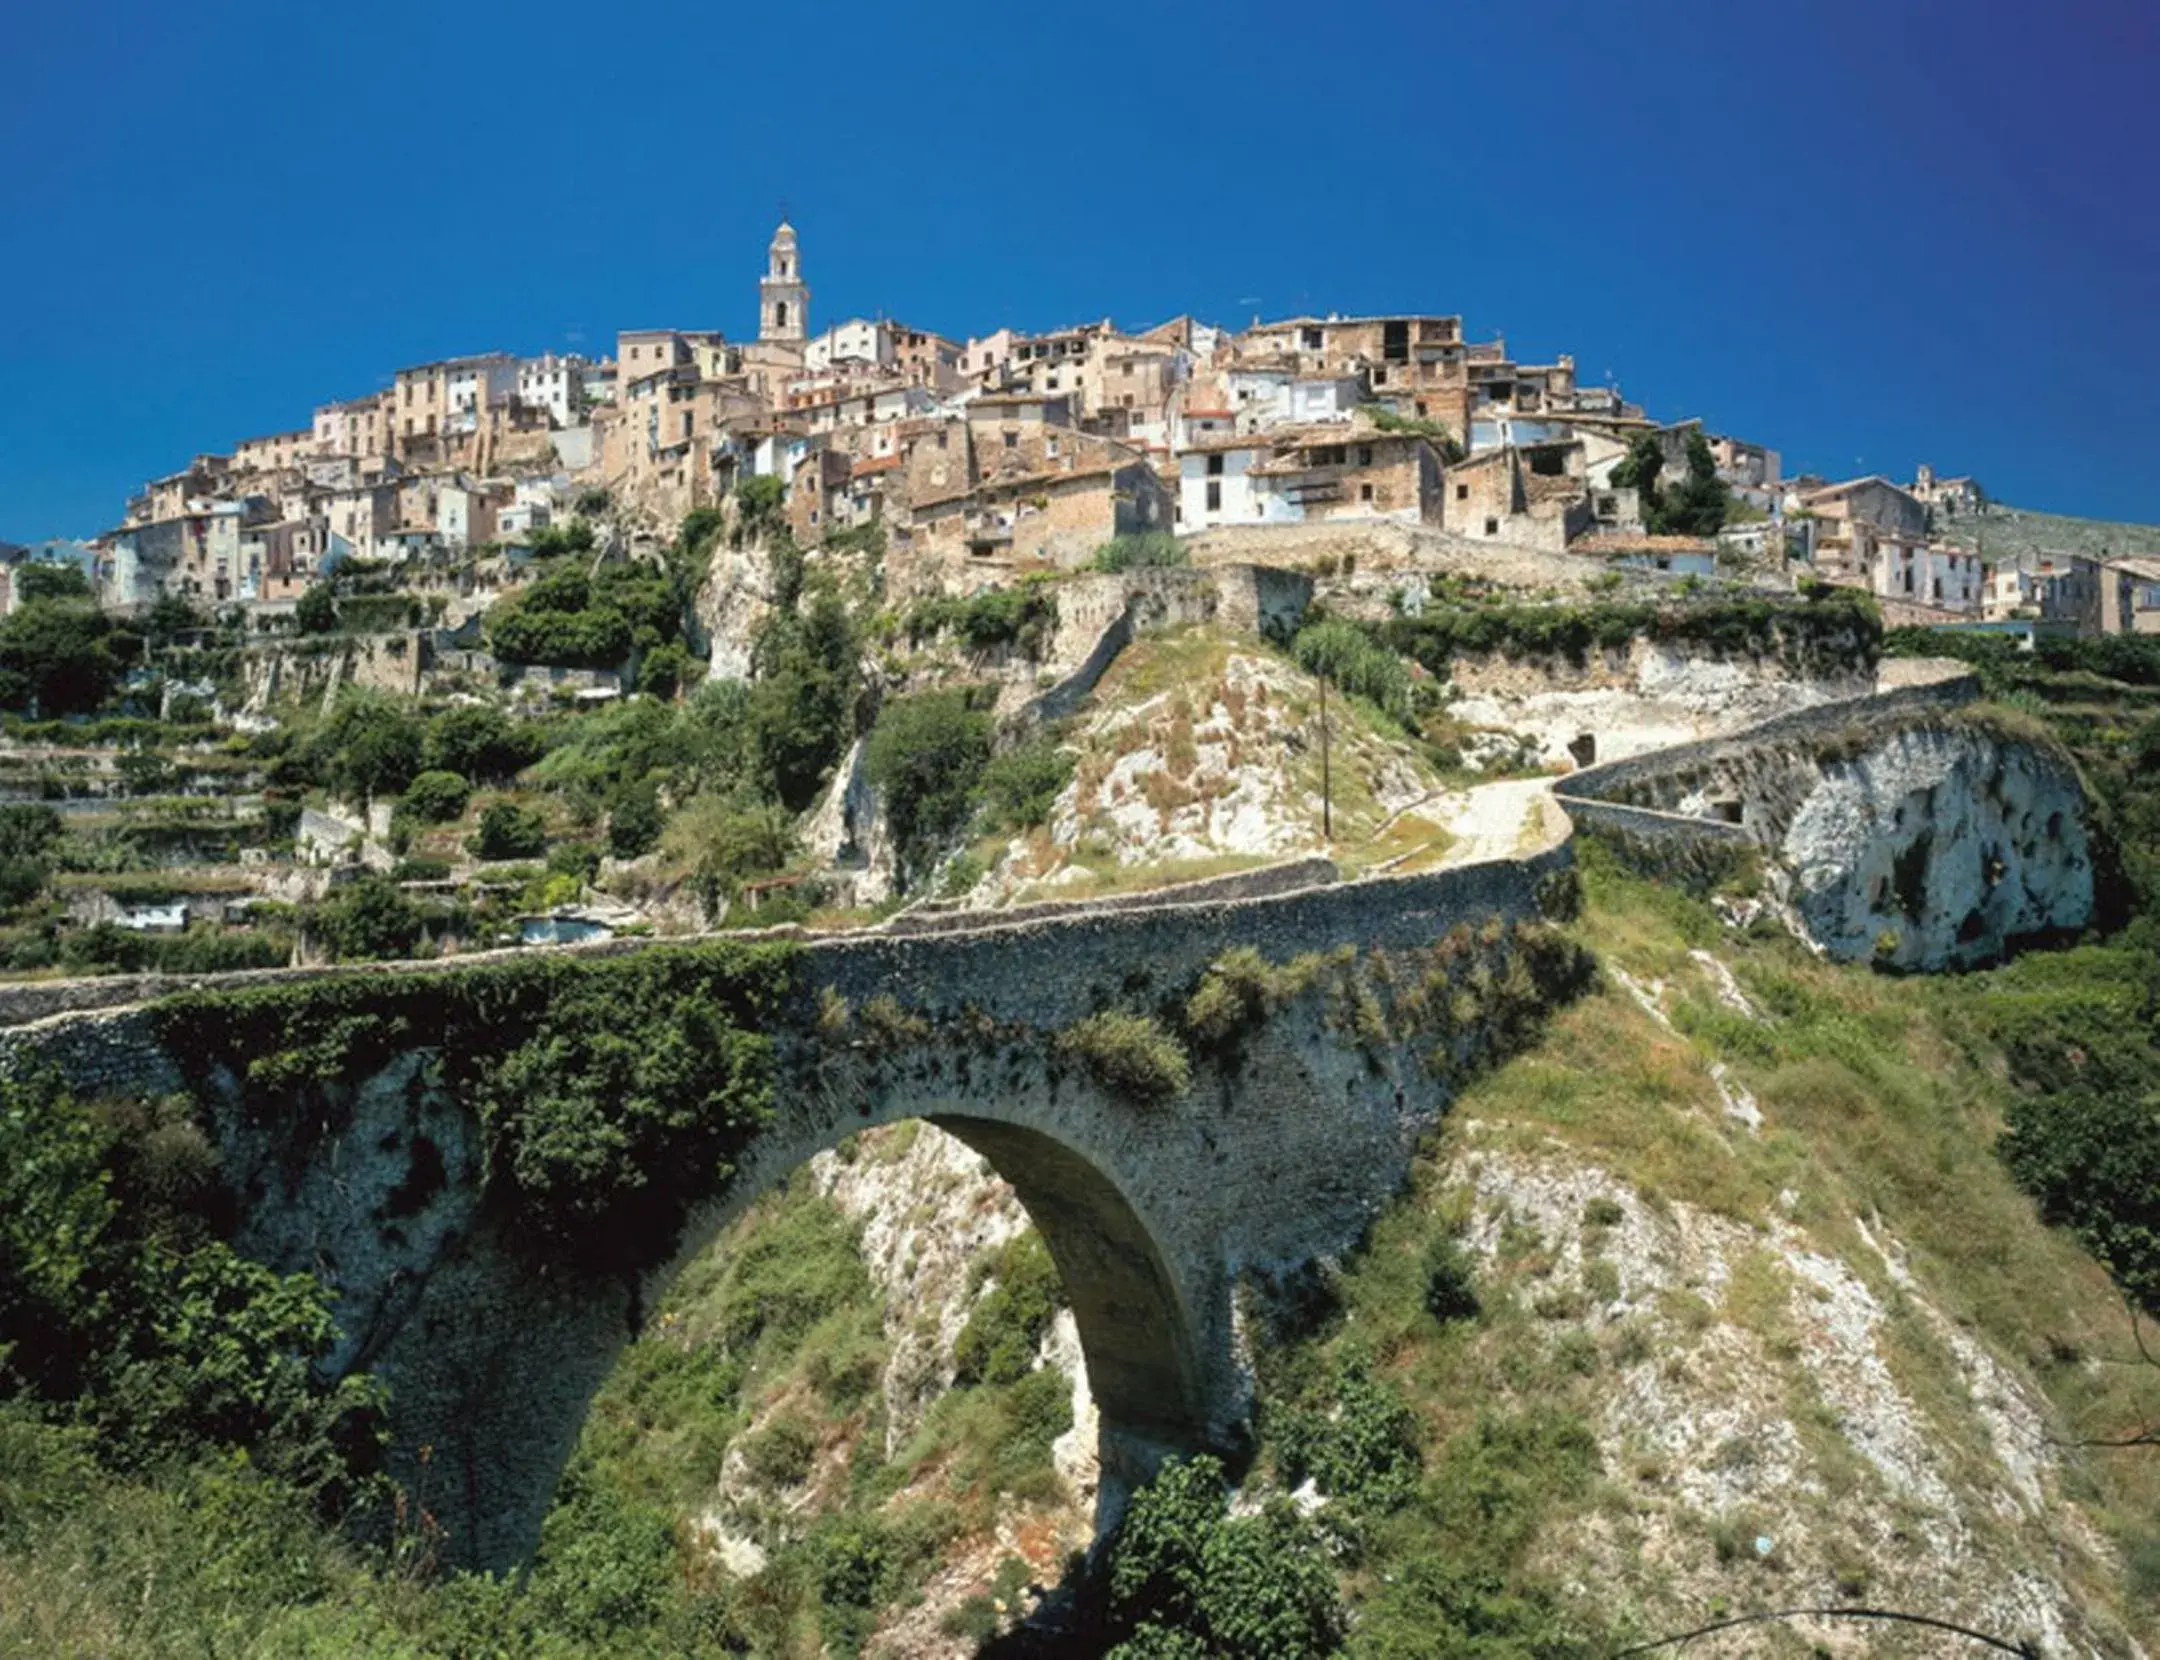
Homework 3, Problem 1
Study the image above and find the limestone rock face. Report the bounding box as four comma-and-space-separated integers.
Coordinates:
1769, 724, 2093, 971
696, 537, 779, 682
1446, 639, 1874, 770
800, 737, 896, 908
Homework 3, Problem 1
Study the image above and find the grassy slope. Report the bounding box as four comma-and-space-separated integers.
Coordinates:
1274, 850, 2158, 1653
1933, 503, 2160, 563
991, 629, 1458, 903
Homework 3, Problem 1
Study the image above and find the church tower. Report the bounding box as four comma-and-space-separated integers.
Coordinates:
759, 221, 808, 344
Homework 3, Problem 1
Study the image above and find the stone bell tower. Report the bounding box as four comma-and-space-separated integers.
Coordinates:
759, 220, 808, 345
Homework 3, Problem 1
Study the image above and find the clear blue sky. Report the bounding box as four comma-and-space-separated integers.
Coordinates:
4, 0, 2155, 539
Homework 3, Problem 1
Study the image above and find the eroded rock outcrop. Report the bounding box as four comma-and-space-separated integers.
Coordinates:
1562, 688, 2097, 972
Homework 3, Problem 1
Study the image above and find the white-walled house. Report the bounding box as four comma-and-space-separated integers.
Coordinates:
518, 354, 588, 426
803, 318, 895, 372
1178, 437, 1276, 530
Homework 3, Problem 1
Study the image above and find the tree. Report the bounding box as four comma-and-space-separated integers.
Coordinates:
312, 690, 424, 802
0, 601, 119, 716
748, 582, 858, 812
399, 769, 472, 825
471, 800, 549, 861
1610, 432, 1665, 497
310, 876, 426, 961
1105, 1456, 1344, 1659
734, 476, 787, 545
15, 563, 91, 603
425, 704, 537, 784
636, 642, 692, 701
863, 689, 993, 887
1660, 431, 1734, 538
607, 779, 665, 860
294, 584, 337, 634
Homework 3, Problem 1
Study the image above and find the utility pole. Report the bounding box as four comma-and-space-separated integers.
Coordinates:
1318, 671, 1333, 843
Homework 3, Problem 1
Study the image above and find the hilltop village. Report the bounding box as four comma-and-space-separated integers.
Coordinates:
5, 226, 2160, 1660
10, 220, 2154, 636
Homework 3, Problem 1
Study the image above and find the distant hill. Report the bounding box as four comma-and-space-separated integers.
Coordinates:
1935, 502, 2160, 563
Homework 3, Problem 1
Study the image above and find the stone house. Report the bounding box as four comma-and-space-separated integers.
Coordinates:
231, 429, 312, 477
1443, 441, 1594, 549
1912, 464, 1986, 519
1235, 314, 1470, 439
1179, 427, 1443, 531
907, 456, 1168, 578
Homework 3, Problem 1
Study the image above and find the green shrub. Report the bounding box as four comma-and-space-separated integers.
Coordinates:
739, 1413, 817, 1488
638, 642, 693, 700
979, 734, 1073, 831
748, 581, 859, 811
1273, 1355, 1422, 1513
1292, 617, 1414, 727
863, 689, 993, 888
2000, 1086, 2160, 1311
472, 800, 548, 860
399, 769, 471, 824
904, 584, 1059, 655
309, 875, 427, 962
309, 689, 424, 802
1092, 533, 1188, 573
293, 584, 337, 634
1058, 1011, 1192, 1104
608, 778, 665, 859
1106, 1456, 1344, 1659
953, 1231, 1064, 1386
1421, 1237, 1481, 1324
425, 704, 540, 783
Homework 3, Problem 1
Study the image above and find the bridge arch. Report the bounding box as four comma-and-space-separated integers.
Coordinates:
0, 851, 1581, 1569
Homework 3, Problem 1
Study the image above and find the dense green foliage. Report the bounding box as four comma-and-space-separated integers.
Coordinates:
293, 582, 337, 634
308, 688, 423, 802
1379, 584, 1880, 677
747, 569, 859, 812
398, 768, 471, 825
0, 1077, 383, 1503
1092, 533, 1189, 573
863, 689, 993, 886
155, 939, 799, 1270
952, 1231, 1064, 1386
471, 799, 548, 860
979, 731, 1074, 831
487, 561, 683, 669
904, 582, 1060, 655
1610, 429, 1732, 538
423, 702, 541, 783
1292, 617, 1416, 728
0, 595, 126, 716
1102, 1456, 1345, 1658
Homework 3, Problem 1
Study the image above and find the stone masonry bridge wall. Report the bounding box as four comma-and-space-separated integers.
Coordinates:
0, 845, 1575, 1569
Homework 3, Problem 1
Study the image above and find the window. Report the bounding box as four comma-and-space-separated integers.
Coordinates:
1456, 483, 1469, 501
1484, 517, 1499, 536
1357, 444, 1373, 466
1206, 480, 1222, 511
1206, 454, 1224, 476
1360, 484, 1373, 502
1003, 431, 1018, 449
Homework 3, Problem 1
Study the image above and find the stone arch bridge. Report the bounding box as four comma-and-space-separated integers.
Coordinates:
1, 847, 1579, 1567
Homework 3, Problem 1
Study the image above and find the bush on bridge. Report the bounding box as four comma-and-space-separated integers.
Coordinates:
154, 939, 802, 1273
1057, 1010, 1192, 1104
